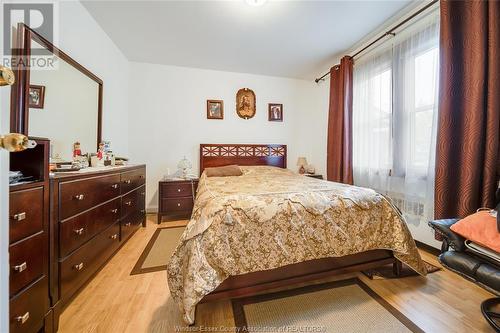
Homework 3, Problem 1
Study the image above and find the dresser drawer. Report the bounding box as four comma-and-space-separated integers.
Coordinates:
162, 197, 194, 212
121, 168, 145, 194
9, 232, 45, 296
121, 186, 145, 219
10, 276, 48, 333
60, 198, 121, 258
120, 213, 143, 242
59, 174, 121, 220
9, 187, 44, 243
161, 182, 196, 198
59, 222, 120, 300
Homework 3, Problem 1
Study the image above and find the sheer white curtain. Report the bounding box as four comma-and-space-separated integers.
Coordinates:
353, 9, 439, 227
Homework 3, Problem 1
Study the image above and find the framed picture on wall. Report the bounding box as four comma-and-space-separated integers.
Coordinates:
207, 100, 224, 119
268, 103, 283, 122
29, 85, 46, 109
236, 88, 256, 120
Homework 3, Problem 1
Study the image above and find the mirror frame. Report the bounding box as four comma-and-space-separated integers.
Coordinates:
10, 23, 103, 149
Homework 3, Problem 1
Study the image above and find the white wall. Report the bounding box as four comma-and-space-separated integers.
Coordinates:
127, 62, 325, 211
55, 0, 130, 156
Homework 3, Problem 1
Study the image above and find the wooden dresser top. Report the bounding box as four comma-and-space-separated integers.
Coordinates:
51, 164, 146, 181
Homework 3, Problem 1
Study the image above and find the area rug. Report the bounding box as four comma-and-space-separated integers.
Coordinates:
130, 226, 185, 275
362, 260, 441, 280
232, 278, 424, 333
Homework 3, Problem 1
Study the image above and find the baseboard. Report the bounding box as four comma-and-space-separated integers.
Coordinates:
415, 240, 441, 256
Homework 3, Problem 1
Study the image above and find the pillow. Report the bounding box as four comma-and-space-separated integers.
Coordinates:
205, 165, 243, 177
450, 211, 500, 253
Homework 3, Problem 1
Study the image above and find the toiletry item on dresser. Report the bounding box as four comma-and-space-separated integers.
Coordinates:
90, 154, 98, 167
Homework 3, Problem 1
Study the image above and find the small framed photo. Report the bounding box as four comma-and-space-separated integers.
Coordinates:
268, 103, 283, 122
29, 85, 45, 109
207, 100, 224, 119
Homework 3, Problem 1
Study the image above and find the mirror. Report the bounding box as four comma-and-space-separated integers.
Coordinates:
11, 24, 102, 162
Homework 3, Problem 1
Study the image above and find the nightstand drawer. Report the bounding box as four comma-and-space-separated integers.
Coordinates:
162, 197, 194, 212
158, 179, 198, 223
161, 182, 195, 198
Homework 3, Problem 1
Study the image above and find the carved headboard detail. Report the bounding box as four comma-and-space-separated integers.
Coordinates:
199, 144, 287, 175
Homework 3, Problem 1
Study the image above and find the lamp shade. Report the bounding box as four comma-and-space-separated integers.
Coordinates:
177, 157, 192, 170
296, 157, 308, 167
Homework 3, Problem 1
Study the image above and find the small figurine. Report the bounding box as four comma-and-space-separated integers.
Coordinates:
73, 142, 82, 158
97, 142, 105, 160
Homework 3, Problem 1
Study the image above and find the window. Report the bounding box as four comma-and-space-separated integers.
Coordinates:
411, 47, 438, 172
353, 10, 439, 225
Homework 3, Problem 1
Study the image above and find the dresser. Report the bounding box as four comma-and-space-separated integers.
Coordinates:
49, 165, 146, 330
8, 141, 146, 332
9, 138, 51, 333
157, 178, 198, 223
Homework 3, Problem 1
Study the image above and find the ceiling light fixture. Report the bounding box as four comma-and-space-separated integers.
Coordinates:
245, 0, 267, 7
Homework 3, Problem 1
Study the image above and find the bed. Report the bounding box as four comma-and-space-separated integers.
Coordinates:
167, 144, 426, 324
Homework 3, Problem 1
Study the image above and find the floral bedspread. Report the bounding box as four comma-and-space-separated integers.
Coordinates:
167, 166, 426, 324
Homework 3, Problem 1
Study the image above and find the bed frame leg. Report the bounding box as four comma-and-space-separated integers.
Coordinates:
393, 259, 402, 277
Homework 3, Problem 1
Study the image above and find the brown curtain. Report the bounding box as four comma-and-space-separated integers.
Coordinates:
435, 0, 500, 219
326, 56, 354, 184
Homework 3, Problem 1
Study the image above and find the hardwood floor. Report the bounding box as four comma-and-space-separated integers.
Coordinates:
58, 214, 496, 333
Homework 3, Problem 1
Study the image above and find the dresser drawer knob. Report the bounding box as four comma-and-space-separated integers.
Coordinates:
74, 194, 85, 201
124, 222, 131, 227
123, 180, 131, 184
13, 212, 26, 221
110, 234, 118, 240
177, 188, 181, 192
74, 228, 85, 235
13, 262, 27, 273
111, 208, 118, 214
74, 262, 84, 271
177, 203, 181, 207
125, 201, 132, 206
111, 184, 119, 189
15, 312, 30, 324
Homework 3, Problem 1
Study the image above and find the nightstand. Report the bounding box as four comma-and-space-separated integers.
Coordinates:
305, 174, 323, 179
158, 178, 199, 223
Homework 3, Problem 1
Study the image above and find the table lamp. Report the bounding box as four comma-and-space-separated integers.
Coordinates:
177, 156, 192, 179
297, 157, 307, 174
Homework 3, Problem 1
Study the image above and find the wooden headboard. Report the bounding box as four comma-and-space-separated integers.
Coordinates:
199, 144, 287, 175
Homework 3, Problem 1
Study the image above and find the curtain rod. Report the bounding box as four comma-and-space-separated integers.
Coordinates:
314, 0, 438, 83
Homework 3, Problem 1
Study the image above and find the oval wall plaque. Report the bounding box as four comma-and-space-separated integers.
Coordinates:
236, 88, 256, 120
